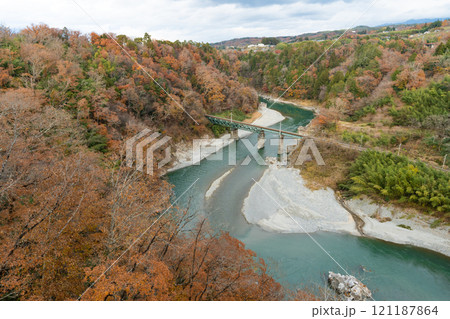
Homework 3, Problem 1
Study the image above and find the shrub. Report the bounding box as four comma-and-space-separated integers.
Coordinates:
85, 129, 108, 153
210, 124, 227, 137
347, 95, 395, 122
341, 130, 371, 145
430, 219, 442, 229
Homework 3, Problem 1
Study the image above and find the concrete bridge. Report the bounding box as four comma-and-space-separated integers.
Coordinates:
205, 114, 305, 154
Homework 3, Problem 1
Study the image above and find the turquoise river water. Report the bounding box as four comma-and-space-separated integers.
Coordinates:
167, 98, 450, 300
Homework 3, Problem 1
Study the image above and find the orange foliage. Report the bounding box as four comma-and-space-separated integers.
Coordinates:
0, 86, 281, 301
395, 68, 426, 90
0, 67, 11, 87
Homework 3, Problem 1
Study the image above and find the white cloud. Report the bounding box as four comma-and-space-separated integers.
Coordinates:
0, 0, 448, 42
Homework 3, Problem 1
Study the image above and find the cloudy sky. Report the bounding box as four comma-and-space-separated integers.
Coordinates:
1, 0, 449, 42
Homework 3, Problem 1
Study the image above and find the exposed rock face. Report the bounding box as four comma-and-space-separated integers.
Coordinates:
328, 271, 372, 301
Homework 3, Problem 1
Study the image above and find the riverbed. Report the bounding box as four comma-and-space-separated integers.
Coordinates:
166, 97, 450, 301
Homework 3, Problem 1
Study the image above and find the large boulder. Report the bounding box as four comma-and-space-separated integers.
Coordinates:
328, 271, 372, 301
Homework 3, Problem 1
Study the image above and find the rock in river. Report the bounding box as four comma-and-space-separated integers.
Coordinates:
328, 271, 372, 301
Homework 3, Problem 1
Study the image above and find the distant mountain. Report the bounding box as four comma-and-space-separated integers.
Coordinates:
212, 29, 347, 48
212, 18, 448, 48
378, 17, 449, 27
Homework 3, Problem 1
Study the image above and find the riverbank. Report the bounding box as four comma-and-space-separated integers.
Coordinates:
259, 93, 321, 114
242, 163, 360, 236
167, 103, 285, 172
347, 197, 450, 257
242, 161, 450, 257
205, 168, 234, 199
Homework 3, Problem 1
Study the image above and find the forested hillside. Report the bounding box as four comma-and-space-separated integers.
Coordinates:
237, 21, 449, 217
0, 25, 282, 301
0, 25, 258, 146
238, 22, 449, 115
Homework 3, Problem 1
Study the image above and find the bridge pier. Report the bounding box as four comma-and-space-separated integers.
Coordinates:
277, 135, 284, 155
257, 131, 265, 149
230, 128, 239, 140
278, 135, 287, 164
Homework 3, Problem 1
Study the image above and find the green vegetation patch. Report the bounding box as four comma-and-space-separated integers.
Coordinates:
340, 150, 450, 213
390, 77, 450, 126
351, 42, 382, 72
85, 128, 108, 153
213, 108, 249, 122
347, 96, 395, 122
209, 108, 251, 137
342, 130, 371, 146
209, 124, 228, 138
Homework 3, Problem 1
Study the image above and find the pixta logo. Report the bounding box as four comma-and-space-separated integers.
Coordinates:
192, 137, 325, 167
126, 129, 171, 175
294, 138, 325, 166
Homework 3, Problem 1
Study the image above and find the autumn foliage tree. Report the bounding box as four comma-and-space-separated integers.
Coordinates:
0, 25, 286, 301
0, 88, 284, 300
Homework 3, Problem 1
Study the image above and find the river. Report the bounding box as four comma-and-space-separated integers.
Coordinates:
167, 98, 450, 301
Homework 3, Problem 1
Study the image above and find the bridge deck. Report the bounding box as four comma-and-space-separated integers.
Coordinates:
205, 115, 305, 139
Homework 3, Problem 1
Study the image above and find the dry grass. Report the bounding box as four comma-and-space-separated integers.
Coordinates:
290, 140, 359, 190
243, 111, 262, 123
